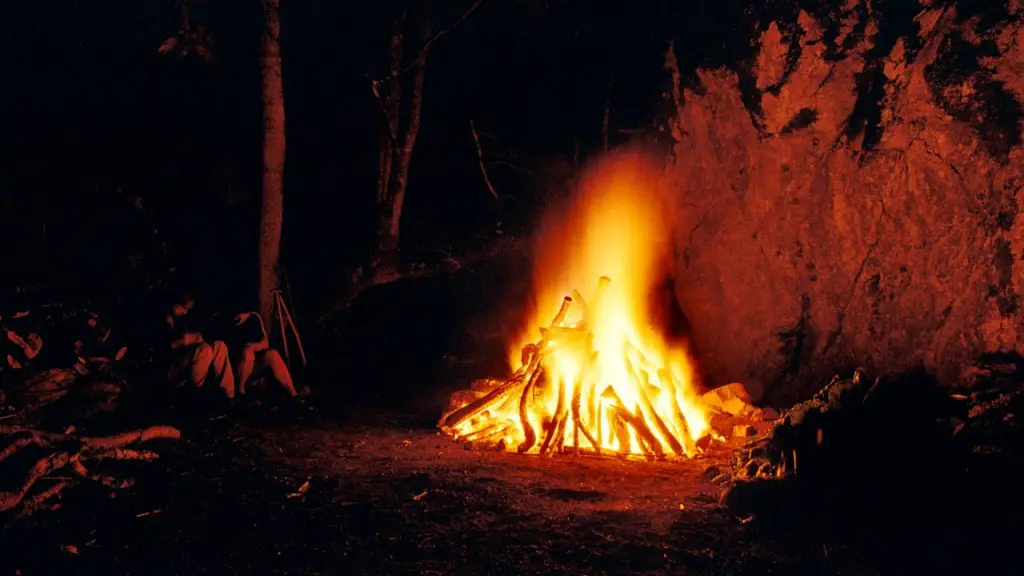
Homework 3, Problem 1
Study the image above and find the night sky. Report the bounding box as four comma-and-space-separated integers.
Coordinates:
2, 0, 758, 307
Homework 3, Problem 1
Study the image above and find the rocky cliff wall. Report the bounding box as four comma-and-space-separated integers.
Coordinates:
666, 0, 1024, 403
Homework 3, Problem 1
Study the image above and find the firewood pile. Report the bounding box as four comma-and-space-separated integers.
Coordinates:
439, 277, 710, 458
717, 362, 1024, 519
1, 304, 181, 522
2, 304, 137, 428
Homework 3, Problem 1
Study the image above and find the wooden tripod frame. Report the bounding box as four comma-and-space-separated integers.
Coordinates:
271, 289, 307, 369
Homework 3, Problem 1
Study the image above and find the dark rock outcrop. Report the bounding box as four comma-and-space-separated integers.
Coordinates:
665, 0, 1024, 402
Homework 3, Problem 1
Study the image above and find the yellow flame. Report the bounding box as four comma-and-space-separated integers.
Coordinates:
457, 148, 707, 456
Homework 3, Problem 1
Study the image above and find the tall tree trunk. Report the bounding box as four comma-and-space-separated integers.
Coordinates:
373, 20, 431, 275
258, 0, 285, 324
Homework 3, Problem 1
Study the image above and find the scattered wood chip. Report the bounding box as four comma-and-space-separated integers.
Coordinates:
286, 480, 311, 498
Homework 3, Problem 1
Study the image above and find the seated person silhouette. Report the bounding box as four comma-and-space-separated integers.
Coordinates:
231, 311, 298, 397
164, 292, 236, 399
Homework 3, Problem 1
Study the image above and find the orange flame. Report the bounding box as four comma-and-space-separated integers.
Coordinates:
446, 148, 708, 457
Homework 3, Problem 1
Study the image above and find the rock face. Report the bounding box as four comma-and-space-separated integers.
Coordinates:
666, 0, 1024, 403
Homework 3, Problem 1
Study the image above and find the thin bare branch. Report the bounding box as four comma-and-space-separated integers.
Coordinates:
486, 160, 532, 175
470, 120, 499, 200
400, 0, 485, 74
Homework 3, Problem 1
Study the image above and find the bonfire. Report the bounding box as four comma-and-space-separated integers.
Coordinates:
440, 149, 709, 459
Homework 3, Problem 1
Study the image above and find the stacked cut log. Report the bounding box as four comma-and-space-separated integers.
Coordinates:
0, 424, 181, 521
439, 276, 700, 459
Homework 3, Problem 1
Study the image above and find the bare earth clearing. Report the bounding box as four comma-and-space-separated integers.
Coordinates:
2, 408, 877, 576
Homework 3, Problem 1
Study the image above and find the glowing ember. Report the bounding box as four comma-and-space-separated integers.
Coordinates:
439, 149, 709, 458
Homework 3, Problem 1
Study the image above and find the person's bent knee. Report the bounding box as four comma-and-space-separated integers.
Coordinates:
193, 342, 213, 360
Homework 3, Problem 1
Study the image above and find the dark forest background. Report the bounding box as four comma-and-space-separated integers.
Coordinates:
1, 0, 774, 317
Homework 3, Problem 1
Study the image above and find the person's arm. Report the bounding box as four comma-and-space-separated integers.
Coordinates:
170, 332, 205, 349
234, 312, 270, 351
166, 313, 205, 349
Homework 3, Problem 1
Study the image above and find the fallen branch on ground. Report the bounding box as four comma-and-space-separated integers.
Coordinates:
0, 424, 181, 518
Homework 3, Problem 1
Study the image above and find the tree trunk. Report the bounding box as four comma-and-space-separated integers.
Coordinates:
376, 18, 403, 206
258, 0, 285, 325
372, 20, 431, 276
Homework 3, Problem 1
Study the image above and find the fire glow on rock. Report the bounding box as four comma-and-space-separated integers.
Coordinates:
440, 149, 710, 458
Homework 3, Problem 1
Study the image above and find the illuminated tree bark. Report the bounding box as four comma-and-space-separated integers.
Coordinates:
258, 0, 285, 324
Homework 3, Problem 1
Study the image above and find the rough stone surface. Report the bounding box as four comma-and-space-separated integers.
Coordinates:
665, 0, 1024, 403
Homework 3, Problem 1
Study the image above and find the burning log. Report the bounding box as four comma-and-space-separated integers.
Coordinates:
660, 368, 695, 455
541, 410, 569, 456
570, 356, 602, 455
598, 384, 662, 458
459, 419, 514, 444
605, 405, 629, 455
516, 364, 545, 453
538, 376, 567, 456
551, 295, 573, 326
440, 374, 528, 430
612, 404, 664, 458
623, 348, 683, 457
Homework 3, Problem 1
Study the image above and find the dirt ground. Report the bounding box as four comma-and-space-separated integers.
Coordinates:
1, 406, 881, 576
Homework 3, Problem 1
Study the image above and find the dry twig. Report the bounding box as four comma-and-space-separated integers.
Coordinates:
470, 120, 500, 201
